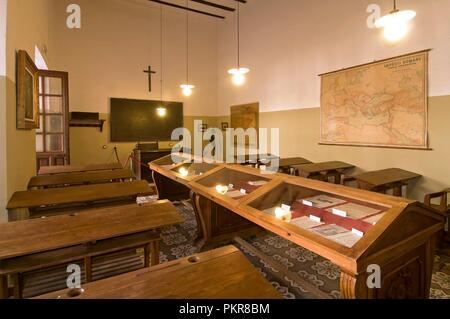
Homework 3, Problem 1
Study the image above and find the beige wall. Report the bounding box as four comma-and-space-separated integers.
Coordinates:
48, 0, 218, 115
214, 0, 450, 202
3, 0, 50, 220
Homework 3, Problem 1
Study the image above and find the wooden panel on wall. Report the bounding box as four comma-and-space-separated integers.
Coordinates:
230, 103, 259, 152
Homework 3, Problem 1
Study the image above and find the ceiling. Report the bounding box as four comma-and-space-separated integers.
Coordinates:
145, 0, 247, 19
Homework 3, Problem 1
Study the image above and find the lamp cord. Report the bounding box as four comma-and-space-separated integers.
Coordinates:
160, 5, 163, 104
186, 0, 189, 84
237, 1, 240, 69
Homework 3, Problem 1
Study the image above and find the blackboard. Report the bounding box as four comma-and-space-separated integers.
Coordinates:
110, 98, 183, 142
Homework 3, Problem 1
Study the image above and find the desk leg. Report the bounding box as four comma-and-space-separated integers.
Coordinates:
150, 241, 160, 266
0, 274, 8, 299
340, 271, 367, 299
84, 257, 92, 283
144, 243, 151, 267
393, 184, 403, 197
13, 274, 23, 299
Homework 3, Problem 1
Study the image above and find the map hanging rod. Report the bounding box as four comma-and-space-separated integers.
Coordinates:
318, 48, 431, 77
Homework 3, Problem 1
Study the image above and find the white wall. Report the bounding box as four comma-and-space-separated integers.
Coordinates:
217, 0, 450, 114
48, 0, 218, 116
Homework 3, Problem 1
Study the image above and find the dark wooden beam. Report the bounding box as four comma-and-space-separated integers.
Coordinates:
190, 0, 235, 12
149, 0, 226, 19
233, 0, 247, 3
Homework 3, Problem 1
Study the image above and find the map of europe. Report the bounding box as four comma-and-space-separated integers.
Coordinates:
320, 51, 428, 148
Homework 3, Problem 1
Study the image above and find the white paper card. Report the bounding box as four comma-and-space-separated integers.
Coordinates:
309, 215, 321, 223
298, 195, 346, 208
363, 213, 385, 225
248, 180, 268, 186
351, 228, 364, 237
290, 216, 324, 229
228, 184, 234, 189
302, 200, 313, 207
326, 203, 381, 220
281, 204, 291, 211
332, 208, 347, 217
240, 188, 247, 194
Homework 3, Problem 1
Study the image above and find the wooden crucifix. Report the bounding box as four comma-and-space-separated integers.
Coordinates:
143, 66, 156, 92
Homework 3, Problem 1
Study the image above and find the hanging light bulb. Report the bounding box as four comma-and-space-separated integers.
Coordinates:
375, 0, 416, 42
228, 68, 249, 86
180, 0, 195, 96
228, 1, 249, 86
180, 84, 195, 97
156, 107, 167, 117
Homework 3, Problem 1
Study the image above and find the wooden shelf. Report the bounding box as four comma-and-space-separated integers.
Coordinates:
69, 119, 105, 132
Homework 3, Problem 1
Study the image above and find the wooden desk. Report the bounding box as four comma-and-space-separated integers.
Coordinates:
7, 180, 153, 221
353, 168, 422, 197
36, 246, 281, 299
277, 157, 312, 174
38, 163, 123, 175
293, 161, 355, 184
28, 169, 135, 189
0, 200, 184, 298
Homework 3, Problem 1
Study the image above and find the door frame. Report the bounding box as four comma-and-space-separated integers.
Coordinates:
36, 70, 70, 170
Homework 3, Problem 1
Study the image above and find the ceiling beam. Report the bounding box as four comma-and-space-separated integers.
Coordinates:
149, 0, 226, 19
190, 0, 235, 12
233, 0, 247, 3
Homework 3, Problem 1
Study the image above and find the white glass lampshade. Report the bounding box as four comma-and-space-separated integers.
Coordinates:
375, 10, 416, 42
180, 84, 195, 97
228, 67, 250, 86
156, 107, 167, 117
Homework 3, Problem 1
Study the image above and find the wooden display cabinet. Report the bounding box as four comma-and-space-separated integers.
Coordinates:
189, 165, 278, 246
188, 167, 444, 299
149, 154, 219, 201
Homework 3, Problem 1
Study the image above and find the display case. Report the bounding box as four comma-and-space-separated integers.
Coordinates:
188, 166, 444, 299
149, 153, 219, 201
189, 165, 277, 245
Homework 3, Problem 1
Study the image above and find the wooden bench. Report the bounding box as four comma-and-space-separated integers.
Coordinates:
7, 180, 154, 221
38, 163, 123, 175
35, 245, 282, 299
28, 169, 136, 190
0, 200, 184, 299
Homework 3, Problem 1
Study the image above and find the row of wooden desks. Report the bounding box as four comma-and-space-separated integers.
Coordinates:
37, 245, 281, 299
0, 200, 185, 298
38, 163, 123, 175
7, 180, 153, 221
28, 168, 135, 189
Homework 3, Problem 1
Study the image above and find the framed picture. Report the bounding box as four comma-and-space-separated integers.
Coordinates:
221, 122, 229, 131
16, 50, 39, 129
198, 123, 208, 133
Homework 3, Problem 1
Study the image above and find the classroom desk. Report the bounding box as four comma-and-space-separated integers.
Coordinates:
352, 168, 422, 197
277, 157, 312, 174
7, 180, 153, 221
293, 161, 355, 184
28, 169, 135, 189
0, 200, 184, 299
38, 163, 123, 175
36, 245, 281, 299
